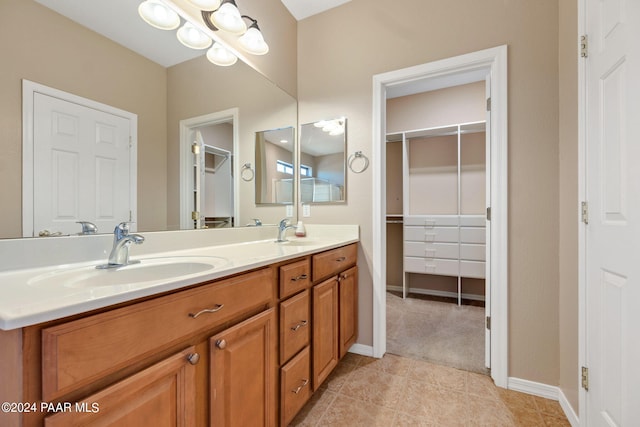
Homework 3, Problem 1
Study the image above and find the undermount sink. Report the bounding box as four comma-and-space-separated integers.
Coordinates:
28, 256, 229, 289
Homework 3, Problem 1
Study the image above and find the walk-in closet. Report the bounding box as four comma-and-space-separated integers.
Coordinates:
385, 81, 489, 373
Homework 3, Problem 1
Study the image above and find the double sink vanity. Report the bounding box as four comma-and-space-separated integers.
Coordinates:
0, 224, 359, 426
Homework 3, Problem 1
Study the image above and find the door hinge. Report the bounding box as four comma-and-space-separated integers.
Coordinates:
129, 136, 133, 148
580, 35, 588, 58
581, 366, 589, 391
129, 210, 132, 222
486, 207, 492, 221
192, 211, 199, 220
581, 201, 589, 224
192, 143, 200, 154
486, 316, 491, 330
486, 97, 492, 111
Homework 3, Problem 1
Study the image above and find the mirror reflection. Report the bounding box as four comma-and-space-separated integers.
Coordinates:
255, 127, 295, 205
299, 118, 347, 204
0, 0, 297, 239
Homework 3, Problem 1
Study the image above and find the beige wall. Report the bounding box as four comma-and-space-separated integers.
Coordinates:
0, 0, 168, 237
298, 0, 561, 386
559, 0, 579, 413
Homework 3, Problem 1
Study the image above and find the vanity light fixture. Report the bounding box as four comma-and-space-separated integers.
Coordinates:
185, 0, 221, 11
238, 17, 269, 55
209, 0, 247, 34
206, 42, 238, 66
314, 118, 345, 136
177, 22, 213, 49
138, 0, 180, 30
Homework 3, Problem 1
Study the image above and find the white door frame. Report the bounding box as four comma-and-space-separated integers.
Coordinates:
179, 108, 239, 229
22, 79, 138, 236
372, 45, 509, 387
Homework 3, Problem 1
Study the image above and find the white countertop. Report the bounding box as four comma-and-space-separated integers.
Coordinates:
0, 225, 359, 330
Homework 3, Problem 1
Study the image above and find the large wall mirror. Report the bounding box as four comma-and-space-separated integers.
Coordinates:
255, 127, 296, 205
299, 118, 347, 204
0, 0, 297, 239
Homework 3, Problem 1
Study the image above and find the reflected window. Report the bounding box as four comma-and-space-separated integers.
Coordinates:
276, 160, 294, 175
300, 164, 312, 177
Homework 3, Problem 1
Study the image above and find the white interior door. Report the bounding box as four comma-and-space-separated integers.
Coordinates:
585, 0, 640, 424
32, 92, 133, 236
192, 130, 204, 229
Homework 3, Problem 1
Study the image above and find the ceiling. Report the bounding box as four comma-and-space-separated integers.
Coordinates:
280, 0, 352, 20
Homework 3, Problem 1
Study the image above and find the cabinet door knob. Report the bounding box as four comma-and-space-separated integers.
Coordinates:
216, 339, 227, 349
187, 353, 200, 365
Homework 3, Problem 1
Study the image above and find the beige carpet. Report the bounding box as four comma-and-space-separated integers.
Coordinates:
386, 292, 488, 374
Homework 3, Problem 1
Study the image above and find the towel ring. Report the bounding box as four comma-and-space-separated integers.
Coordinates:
347, 151, 369, 174
241, 163, 254, 182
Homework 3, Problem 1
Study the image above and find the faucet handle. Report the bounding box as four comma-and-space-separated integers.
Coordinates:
279, 218, 290, 229
114, 222, 133, 239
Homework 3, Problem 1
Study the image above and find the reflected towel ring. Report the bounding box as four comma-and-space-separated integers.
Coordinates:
348, 151, 369, 174
241, 163, 254, 181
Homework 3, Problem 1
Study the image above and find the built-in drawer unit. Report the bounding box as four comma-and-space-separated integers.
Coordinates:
404, 241, 459, 260
404, 257, 460, 277
280, 289, 311, 364
280, 346, 312, 426
404, 226, 459, 243
460, 227, 486, 244
460, 244, 486, 261
280, 258, 311, 299
460, 260, 486, 279
41, 267, 274, 400
312, 243, 357, 282
404, 215, 459, 227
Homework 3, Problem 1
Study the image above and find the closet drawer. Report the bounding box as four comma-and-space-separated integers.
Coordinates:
460, 215, 486, 227
460, 244, 486, 261
41, 268, 274, 400
404, 226, 458, 243
404, 242, 459, 260
312, 244, 357, 282
460, 260, 485, 279
280, 290, 311, 364
280, 258, 311, 299
460, 227, 486, 244
404, 257, 459, 277
404, 215, 459, 227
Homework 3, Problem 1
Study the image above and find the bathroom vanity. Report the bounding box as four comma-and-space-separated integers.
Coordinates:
0, 225, 358, 426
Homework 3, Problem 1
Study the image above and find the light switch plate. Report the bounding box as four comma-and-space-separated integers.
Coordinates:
303, 204, 311, 217
286, 205, 293, 217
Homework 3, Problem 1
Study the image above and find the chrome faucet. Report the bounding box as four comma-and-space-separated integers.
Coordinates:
276, 218, 296, 242
97, 222, 144, 269
248, 218, 262, 226
76, 221, 98, 235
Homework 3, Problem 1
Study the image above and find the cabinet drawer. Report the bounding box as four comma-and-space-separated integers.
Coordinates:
404, 215, 459, 227
42, 268, 275, 400
280, 258, 311, 299
404, 241, 459, 259
280, 346, 311, 426
280, 290, 310, 364
460, 227, 486, 244
460, 215, 486, 227
404, 257, 459, 277
404, 226, 458, 243
460, 260, 486, 279
312, 244, 357, 282
460, 244, 486, 261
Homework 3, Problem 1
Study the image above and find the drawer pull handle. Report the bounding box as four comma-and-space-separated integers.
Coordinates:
292, 379, 309, 394
189, 304, 224, 319
291, 320, 308, 331
335, 256, 346, 262
216, 339, 227, 350
187, 353, 200, 365
291, 274, 308, 282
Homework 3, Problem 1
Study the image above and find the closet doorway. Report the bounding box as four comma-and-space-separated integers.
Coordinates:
372, 46, 508, 387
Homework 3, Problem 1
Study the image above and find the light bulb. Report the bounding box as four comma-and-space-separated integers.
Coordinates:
138, 0, 180, 31
177, 22, 212, 50
210, 2, 246, 34
206, 42, 238, 66
238, 25, 269, 55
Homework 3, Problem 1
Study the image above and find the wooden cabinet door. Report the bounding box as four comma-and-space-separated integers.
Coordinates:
44, 347, 198, 427
210, 308, 277, 427
339, 266, 358, 359
312, 277, 339, 390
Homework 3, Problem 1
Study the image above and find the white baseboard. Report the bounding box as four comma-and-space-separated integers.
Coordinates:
348, 343, 374, 357
386, 285, 486, 302
558, 389, 579, 427
508, 377, 579, 426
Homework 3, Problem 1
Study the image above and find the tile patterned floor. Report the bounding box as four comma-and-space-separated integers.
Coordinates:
289, 353, 571, 426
